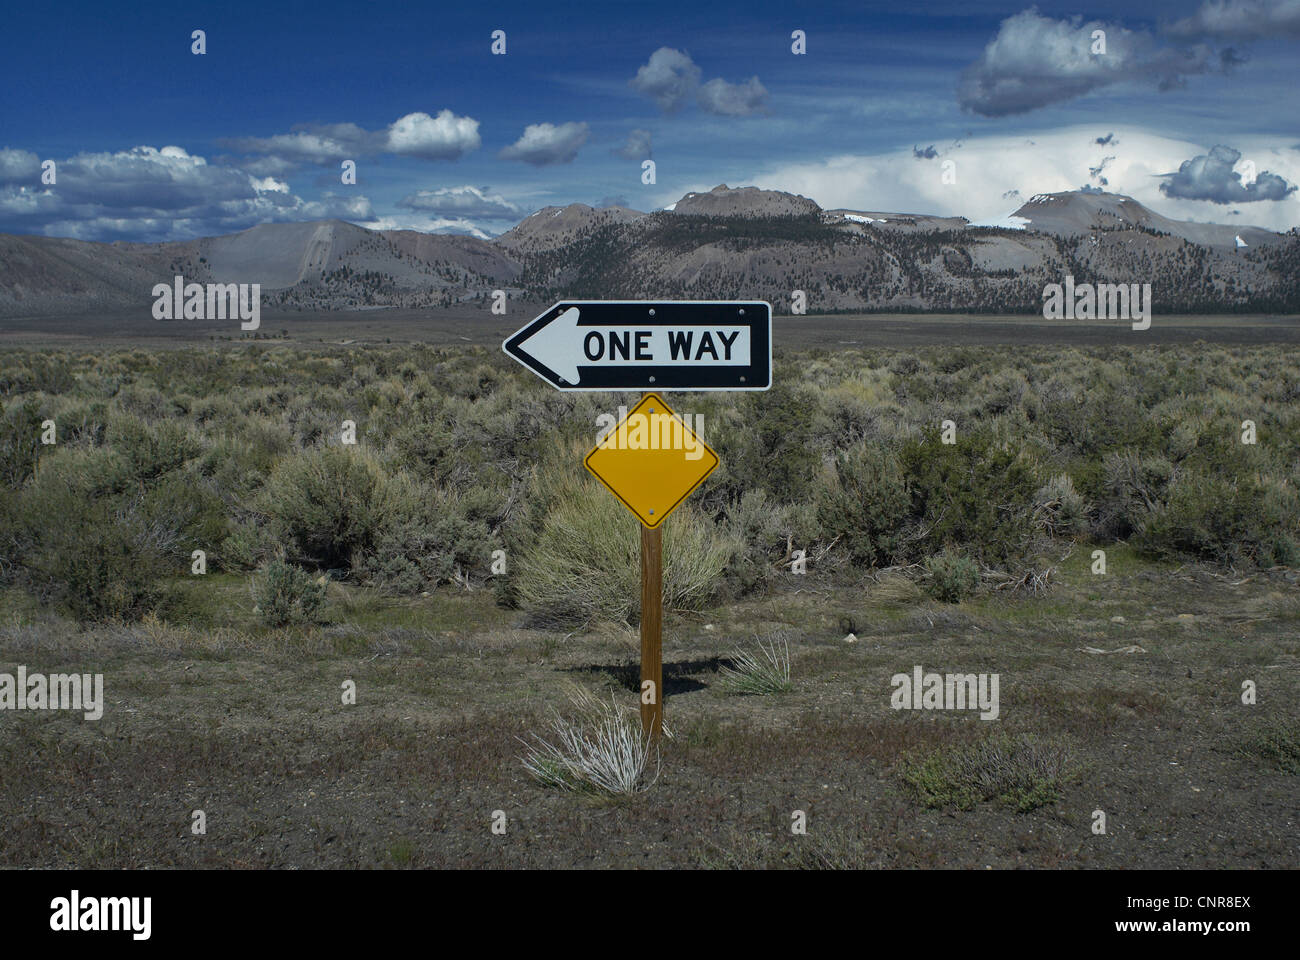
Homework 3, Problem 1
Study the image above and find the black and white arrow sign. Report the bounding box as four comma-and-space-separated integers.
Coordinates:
502, 300, 771, 391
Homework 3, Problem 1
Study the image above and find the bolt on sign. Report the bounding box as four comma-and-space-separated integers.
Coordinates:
504, 301, 772, 743
583, 393, 718, 529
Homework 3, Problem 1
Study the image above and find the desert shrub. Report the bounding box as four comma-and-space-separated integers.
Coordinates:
973, 368, 1030, 417
0, 399, 45, 486
260, 446, 391, 569
220, 521, 273, 571
0, 353, 76, 395
514, 482, 738, 624
922, 549, 980, 602
9, 446, 184, 620
870, 572, 924, 606
1037, 384, 1164, 457
202, 417, 293, 479
109, 416, 201, 482
17, 492, 174, 621
520, 685, 657, 796
252, 560, 328, 627
359, 477, 505, 594
1240, 717, 1300, 775
1033, 473, 1089, 537
815, 443, 911, 567
898, 429, 1040, 564
718, 632, 793, 695
1178, 415, 1275, 477
719, 490, 817, 595
55, 515, 174, 621
139, 471, 229, 559
725, 384, 818, 503
388, 416, 455, 481
1093, 449, 1174, 539
1135, 470, 1299, 567
899, 733, 1068, 812
891, 354, 921, 376
54, 401, 110, 448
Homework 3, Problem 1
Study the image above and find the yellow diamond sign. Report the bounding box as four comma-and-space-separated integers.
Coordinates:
583, 392, 719, 528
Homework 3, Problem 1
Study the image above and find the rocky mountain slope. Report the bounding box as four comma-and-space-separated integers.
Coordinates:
0, 186, 1295, 317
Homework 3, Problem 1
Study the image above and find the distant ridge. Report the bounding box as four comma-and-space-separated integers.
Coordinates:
0, 186, 1295, 317
1009, 191, 1283, 250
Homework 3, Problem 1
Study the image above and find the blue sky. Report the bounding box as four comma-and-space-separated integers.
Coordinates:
1, 0, 1297, 240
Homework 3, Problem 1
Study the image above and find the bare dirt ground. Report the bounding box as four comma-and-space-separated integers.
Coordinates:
1, 544, 1295, 869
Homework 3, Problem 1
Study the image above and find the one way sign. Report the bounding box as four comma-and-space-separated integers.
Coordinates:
503, 300, 771, 391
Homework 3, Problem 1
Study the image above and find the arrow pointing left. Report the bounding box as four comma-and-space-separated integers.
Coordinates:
515, 306, 583, 384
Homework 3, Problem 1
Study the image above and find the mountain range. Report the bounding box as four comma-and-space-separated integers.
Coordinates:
1, 185, 1296, 318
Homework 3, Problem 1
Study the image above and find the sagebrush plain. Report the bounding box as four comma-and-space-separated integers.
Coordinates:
1, 320, 1297, 868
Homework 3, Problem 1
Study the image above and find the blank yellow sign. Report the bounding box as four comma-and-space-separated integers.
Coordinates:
583, 392, 719, 528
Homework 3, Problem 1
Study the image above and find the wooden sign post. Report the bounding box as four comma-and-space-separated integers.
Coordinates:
503, 301, 773, 743
640, 521, 663, 741
583, 391, 716, 741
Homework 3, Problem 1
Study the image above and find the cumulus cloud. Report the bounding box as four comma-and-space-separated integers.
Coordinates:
1159, 144, 1297, 203
220, 110, 480, 166
697, 76, 769, 116
221, 123, 373, 163
0, 148, 42, 182
913, 144, 939, 159
613, 128, 653, 160
629, 47, 702, 112
499, 122, 589, 166
0, 144, 376, 241
1166, 0, 1300, 39
958, 8, 1219, 116
397, 185, 520, 219
386, 111, 482, 159
629, 47, 771, 118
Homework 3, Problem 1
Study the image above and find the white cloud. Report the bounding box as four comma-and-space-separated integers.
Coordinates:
697, 76, 770, 116
386, 110, 481, 159
614, 128, 653, 160
1167, 0, 1300, 39
0, 144, 377, 241
0, 148, 42, 182
499, 122, 590, 166
221, 123, 374, 163
397, 184, 520, 218
220, 111, 480, 167
355, 212, 492, 239
629, 47, 701, 112
743, 126, 1300, 232
251, 176, 290, 193
958, 9, 1216, 116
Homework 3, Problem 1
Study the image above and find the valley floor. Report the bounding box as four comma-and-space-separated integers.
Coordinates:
1, 545, 1296, 869
0, 309, 1298, 350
